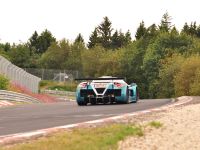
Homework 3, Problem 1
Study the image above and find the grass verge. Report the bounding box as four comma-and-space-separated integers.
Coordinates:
0, 124, 143, 150
39, 80, 77, 92
148, 121, 163, 129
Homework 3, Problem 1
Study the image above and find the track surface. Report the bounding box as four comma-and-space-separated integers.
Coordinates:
0, 99, 171, 136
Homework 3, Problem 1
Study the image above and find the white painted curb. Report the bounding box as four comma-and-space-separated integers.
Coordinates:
0, 96, 193, 145
0, 101, 14, 107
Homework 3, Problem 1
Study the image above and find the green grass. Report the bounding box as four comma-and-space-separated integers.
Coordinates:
39, 80, 77, 92
11, 101, 30, 105
148, 121, 163, 129
0, 124, 143, 150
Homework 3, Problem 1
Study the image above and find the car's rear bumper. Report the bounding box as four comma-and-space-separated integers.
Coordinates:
85, 96, 115, 104
77, 95, 126, 104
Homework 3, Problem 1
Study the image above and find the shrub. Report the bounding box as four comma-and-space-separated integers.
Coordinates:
149, 121, 163, 128
174, 55, 200, 96
190, 69, 200, 95
157, 54, 185, 98
0, 74, 9, 90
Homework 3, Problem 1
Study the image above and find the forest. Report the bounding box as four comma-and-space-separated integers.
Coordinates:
0, 12, 200, 99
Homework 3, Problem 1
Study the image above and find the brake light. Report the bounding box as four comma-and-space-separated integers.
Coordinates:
79, 82, 87, 88
114, 82, 124, 88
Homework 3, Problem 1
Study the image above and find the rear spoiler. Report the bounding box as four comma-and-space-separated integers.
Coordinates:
75, 77, 125, 81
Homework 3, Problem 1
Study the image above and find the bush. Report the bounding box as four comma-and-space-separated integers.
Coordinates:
174, 55, 200, 96
189, 68, 200, 95
156, 54, 185, 98
0, 74, 9, 90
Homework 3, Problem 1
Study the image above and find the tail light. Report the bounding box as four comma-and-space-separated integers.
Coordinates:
79, 82, 87, 88
114, 82, 124, 88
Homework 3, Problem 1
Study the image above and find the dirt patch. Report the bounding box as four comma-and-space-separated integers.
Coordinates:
118, 96, 200, 150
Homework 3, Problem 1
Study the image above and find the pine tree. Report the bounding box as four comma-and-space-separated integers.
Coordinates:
28, 31, 39, 55
75, 33, 84, 44
111, 30, 131, 49
4, 43, 11, 52
37, 29, 56, 54
196, 25, 200, 38
159, 12, 172, 32
111, 30, 120, 49
125, 30, 132, 44
135, 21, 147, 40
118, 30, 126, 47
181, 23, 190, 34
171, 26, 179, 35
181, 22, 190, 34
146, 24, 158, 38
87, 28, 100, 49
189, 22, 197, 36
98, 16, 113, 49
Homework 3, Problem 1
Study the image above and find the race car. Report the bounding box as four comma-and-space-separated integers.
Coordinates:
75, 76, 139, 106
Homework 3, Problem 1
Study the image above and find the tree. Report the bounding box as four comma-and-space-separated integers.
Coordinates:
111, 30, 131, 49
75, 33, 85, 44
97, 49, 123, 76
0, 48, 10, 60
66, 41, 86, 71
36, 29, 56, 54
146, 24, 158, 39
190, 68, 200, 95
98, 16, 113, 49
4, 43, 11, 52
181, 23, 190, 34
118, 30, 126, 47
174, 56, 200, 96
189, 22, 197, 36
39, 40, 70, 69
171, 26, 179, 35
181, 22, 200, 37
196, 25, 200, 38
28, 31, 39, 54
111, 30, 120, 49
142, 32, 193, 98
135, 21, 147, 40
9, 44, 31, 68
156, 54, 185, 98
88, 28, 100, 48
120, 40, 149, 98
159, 12, 172, 32
82, 46, 105, 77
125, 30, 132, 44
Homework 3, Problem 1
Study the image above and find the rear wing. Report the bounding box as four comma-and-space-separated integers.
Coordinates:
75, 77, 125, 81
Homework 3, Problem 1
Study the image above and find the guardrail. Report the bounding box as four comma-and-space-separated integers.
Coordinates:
0, 90, 41, 103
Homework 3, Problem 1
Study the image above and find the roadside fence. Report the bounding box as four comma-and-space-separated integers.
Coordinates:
0, 56, 41, 93
24, 68, 79, 82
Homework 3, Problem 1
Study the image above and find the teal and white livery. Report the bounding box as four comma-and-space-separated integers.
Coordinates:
75, 76, 139, 106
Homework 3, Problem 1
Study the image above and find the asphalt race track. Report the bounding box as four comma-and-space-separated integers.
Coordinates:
0, 99, 171, 136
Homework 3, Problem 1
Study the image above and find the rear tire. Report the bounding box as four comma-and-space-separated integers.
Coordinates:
77, 100, 87, 106
91, 100, 96, 105
125, 87, 130, 104
133, 89, 139, 103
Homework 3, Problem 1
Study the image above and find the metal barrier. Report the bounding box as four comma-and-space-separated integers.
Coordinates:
0, 56, 41, 93
0, 90, 40, 103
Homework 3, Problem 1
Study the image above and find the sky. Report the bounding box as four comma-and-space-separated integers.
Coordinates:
0, 0, 200, 44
